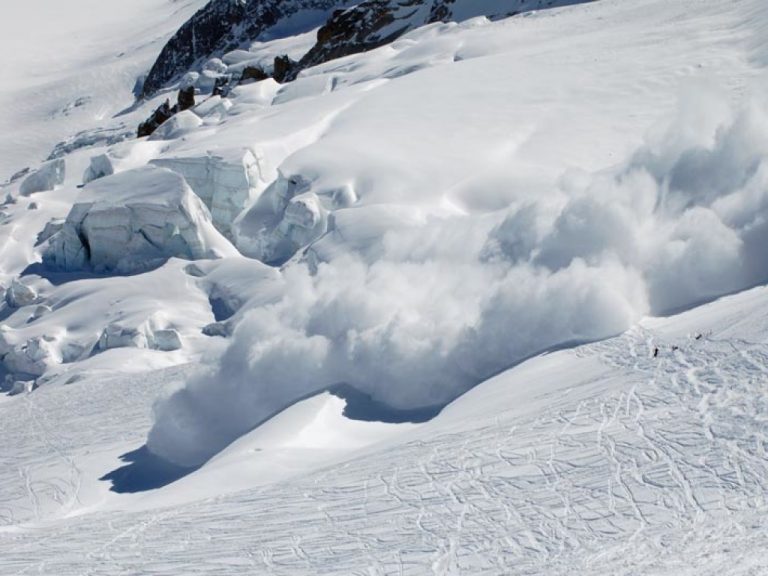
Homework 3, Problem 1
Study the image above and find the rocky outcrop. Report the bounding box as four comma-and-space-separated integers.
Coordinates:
292, 0, 595, 80
272, 55, 298, 83
140, 0, 349, 98
137, 84, 200, 138
178, 85, 196, 111
240, 65, 269, 83
137, 99, 174, 138
142, 0, 594, 99
293, 0, 422, 78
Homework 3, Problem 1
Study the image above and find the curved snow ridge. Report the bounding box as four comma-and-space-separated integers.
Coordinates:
123, 393, 419, 511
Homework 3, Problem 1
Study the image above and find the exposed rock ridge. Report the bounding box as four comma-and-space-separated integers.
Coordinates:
141, 0, 349, 98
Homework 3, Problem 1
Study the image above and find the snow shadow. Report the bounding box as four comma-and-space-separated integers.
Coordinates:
21, 263, 138, 286
330, 384, 442, 423
101, 446, 198, 493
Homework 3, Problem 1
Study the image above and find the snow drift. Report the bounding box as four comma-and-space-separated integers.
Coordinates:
148, 91, 768, 467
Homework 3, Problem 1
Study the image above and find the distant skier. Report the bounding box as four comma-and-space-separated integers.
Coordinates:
652, 346, 659, 358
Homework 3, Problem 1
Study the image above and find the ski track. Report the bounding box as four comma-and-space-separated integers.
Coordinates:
1, 324, 768, 574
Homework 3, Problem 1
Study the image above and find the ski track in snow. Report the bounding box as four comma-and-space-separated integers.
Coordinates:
0, 0, 767, 573
1, 313, 767, 574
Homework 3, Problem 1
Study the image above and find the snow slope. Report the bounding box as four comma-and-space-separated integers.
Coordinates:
0, 0, 206, 180
145, 0, 768, 467
1, 0, 768, 574
2, 284, 768, 574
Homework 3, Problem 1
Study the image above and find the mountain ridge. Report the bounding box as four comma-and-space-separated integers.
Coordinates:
141, 0, 595, 96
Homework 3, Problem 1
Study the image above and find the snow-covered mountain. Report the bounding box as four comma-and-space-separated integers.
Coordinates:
141, 0, 594, 92
140, 0, 349, 96
292, 0, 595, 80
1, 0, 768, 573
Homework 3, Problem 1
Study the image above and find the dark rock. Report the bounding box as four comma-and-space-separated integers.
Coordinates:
240, 65, 269, 83
292, 1, 412, 79
177, 86, 196, 111
137, 99, 175, 138
273, 55, 298, 83
212, 75, 233, 97
142, 0, 596, 96
141, 0, 348, 98
293, 0, 596, 81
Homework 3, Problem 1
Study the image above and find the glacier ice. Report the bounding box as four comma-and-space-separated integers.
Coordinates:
82, 154, 115, 184
235, 173, 329, 264
43, 165, 235, 274
5, 279, 38, 308
19, 158, 65, 195
151, 149, 264, 241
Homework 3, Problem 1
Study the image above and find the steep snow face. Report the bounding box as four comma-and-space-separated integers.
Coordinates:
140, 0, 352, 97
19, 159, 66, 196
43, 166, 235, 274
151, 149, 267, 240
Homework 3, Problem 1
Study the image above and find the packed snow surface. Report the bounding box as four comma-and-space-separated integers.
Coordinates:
1, 0, 768, 574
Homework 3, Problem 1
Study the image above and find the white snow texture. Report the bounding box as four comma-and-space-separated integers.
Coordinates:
148, 90, 768, 466
3, 0, 768, 572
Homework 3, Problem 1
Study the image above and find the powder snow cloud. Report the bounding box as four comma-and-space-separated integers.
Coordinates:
148, 90, 768, 467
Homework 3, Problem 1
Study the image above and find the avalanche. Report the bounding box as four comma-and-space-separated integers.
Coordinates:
1, 0, 768, 574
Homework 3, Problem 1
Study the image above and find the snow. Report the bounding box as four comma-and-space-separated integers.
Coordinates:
146, 4, 768, 465
4, 286, 768, 573
0, 0, 207, 180
82, 153, 115, 184
148, 109, 204, 141
43, 165, 236, 274
0, 0, 768, 573
151, 148, 266, 240
19, 158, 66, 196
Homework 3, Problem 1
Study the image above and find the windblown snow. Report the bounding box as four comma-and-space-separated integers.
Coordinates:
1, 0, 768, 574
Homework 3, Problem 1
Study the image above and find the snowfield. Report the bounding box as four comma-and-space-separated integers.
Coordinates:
2, 287, 768, 574
1, 0, 768, 573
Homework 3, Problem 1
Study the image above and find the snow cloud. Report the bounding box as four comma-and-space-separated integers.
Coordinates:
148, 90, 768, 467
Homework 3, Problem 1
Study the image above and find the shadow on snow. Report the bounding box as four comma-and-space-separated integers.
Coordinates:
100, 446, 199, 494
